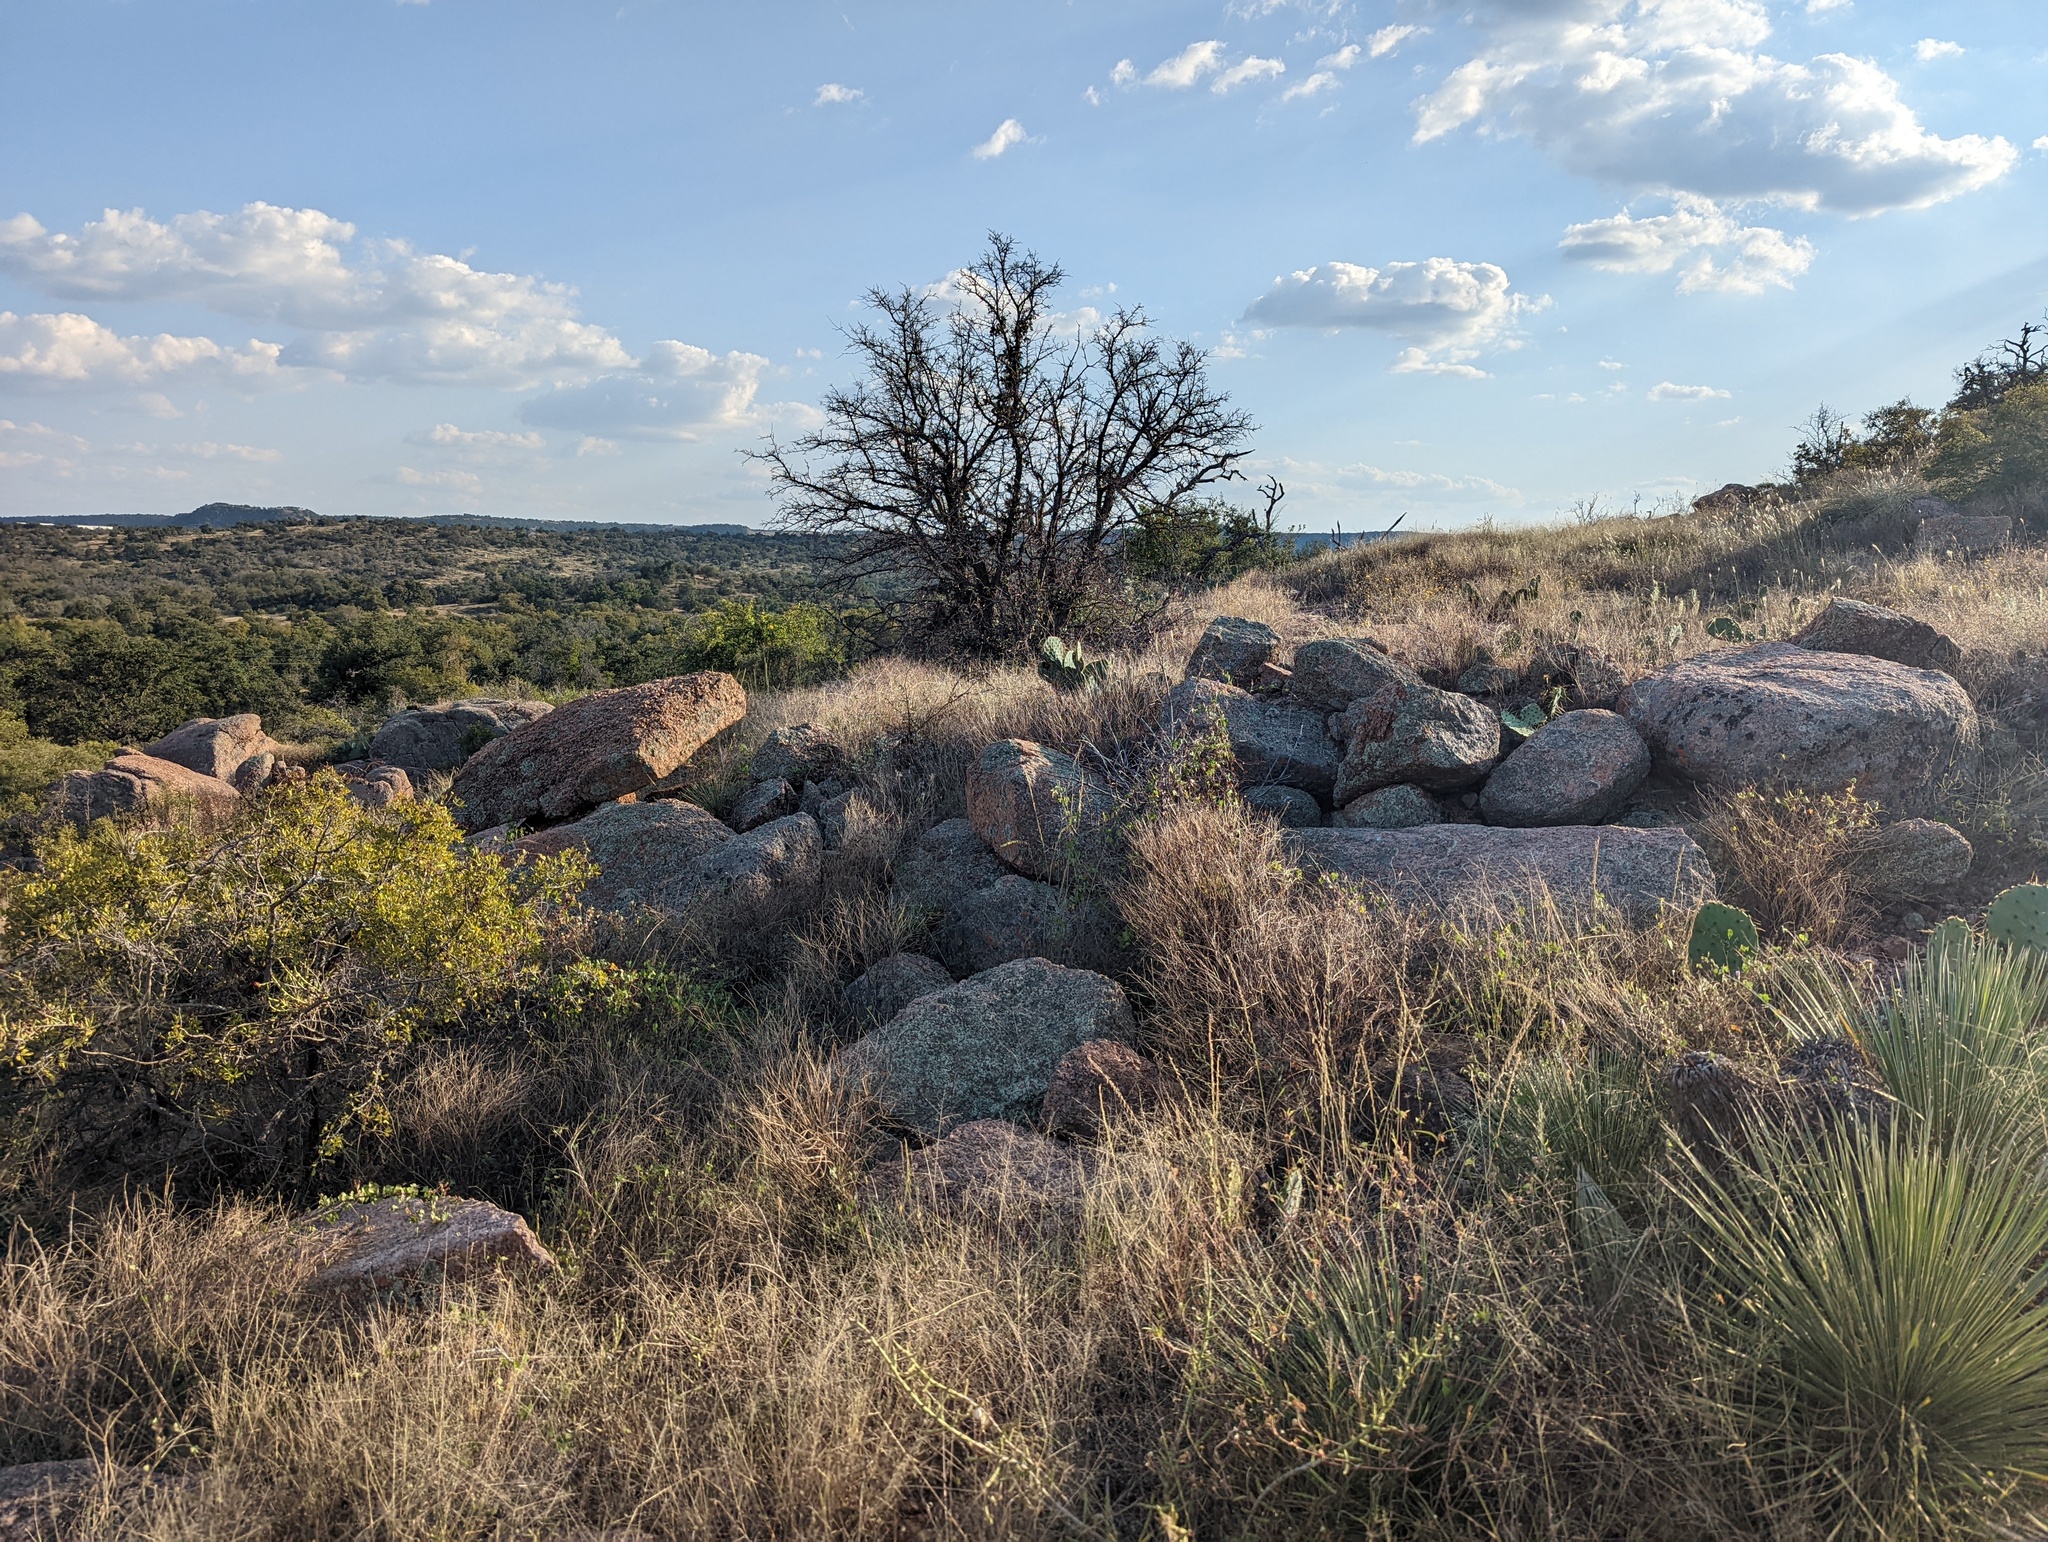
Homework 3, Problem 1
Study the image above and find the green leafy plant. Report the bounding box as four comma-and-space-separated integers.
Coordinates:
1688, 901, 1760, 974
1037, 635, 1109, 694
1704, 616, 1744, 642
1985, 882, 2048, 955
1499, 684, 1567, 741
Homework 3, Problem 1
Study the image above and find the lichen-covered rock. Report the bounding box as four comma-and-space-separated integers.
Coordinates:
750, 723, 845, 788
1162, 678, 1340, 801
1332, 783, 1441, 829
1288, 823, 1714, 930
513, 799, 734, 914
834, 958, 1136, 1136
1619, 643, 1978, 812
1041, 1039, 1166, 1141
932, 875, 1098, 978
1245, 784, 1324, 828
1456, 661, 1521, 696
368, 698, 552, 783
451, 672, 746, 831
1331, 680, 1501, 805
867, 1120, 1094, 1224
1844, 818, 1973, 897
966, 739, 1114, 881
891, 818, 1011, 919
1185, 615, 1279, 688
302, 1194, 557, 1295
142, 713, 280, 782
842, 953, 954, 1030
53, 751, 239, 828
669, 812, 823, 910
730, 777, 798, 832
1792, 598, 1962, 676
1478, 710, 1650, 827
1288, 637, 1415, 714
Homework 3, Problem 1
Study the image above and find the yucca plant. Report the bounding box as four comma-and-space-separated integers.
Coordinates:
1484, 1049, 1668, 1221
1675, 1118, 2048, 1530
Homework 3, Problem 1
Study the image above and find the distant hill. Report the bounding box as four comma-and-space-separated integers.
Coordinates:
0, 503, 754, 536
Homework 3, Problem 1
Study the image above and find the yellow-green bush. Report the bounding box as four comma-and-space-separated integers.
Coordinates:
1928, 380, 2048, 502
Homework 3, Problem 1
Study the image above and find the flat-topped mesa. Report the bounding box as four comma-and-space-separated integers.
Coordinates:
450, 671, 746, 831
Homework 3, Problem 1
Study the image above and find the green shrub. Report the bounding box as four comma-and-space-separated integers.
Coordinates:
1485, 1049, 1668, 1220
1927, 380, 2048, 503
0, 711, 115, 821
0, 775, 589, 1203
674, 599, 847, 691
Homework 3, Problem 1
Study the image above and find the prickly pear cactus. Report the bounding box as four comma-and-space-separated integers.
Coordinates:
1038, 636, 1109, 694
1924, 915, 1973, 961
1985, 883, 2048, 954
1688, 901, 1760, 973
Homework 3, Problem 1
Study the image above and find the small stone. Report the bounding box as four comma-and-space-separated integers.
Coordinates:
1456, 662, 1521, 696
1478, 709, 1650, 827
346, 765, 414, 808
1844, 818, 1973, 897
731, 777, 798, 832
1185, 615, 1280, 688
1041, 1040, 1166, 1141
302, 1194, 557, 1296
842, 954, 954, 1030
232, 750, 277, 793
1244, 784, 1324, 828
1333, 784, 1441, 829
867, 1120, 1094, 1224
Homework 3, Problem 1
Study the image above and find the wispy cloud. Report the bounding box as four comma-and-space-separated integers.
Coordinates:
1913, 38, 1963, 61
813, 82, 863, 105
971, 118, 1031, 159
1648, 381, 1732, 402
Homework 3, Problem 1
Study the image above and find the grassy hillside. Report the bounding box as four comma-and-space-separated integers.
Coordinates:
4, 461, 2048, 1539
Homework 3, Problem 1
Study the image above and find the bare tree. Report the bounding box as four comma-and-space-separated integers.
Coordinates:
752, 235, 1255, 657
1951, 318, 2048, 412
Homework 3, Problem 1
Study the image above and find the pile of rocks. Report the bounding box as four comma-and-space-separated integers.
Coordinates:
52, 713, 280, 827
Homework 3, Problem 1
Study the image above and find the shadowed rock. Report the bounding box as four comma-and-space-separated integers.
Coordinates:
1245, 784, 1324, 828
513, 800, 734, 913
369, 698, 553, 783
1791, 598, 1962, 676
866, 1120, 1094, 1224
1844, 818, 1973, 898
1332, 784, 1441, 829
932, 874, 1101, 977
1162, 678, 1341, 801
842, 954, 954, 1030
54, 751, 239, 828
1479, 710, 1650, 828
891, 818, 1010, 919
1041, 1039, 1167, 1141
1331, 679, 1501, 805
1185, 615, 1279, 688
731, 777, 798, 832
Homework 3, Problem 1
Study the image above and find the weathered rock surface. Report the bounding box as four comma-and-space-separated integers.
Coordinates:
53, 751, 239, 828
670, 813, 823, 910
835, 958, 1136, 1136
1330, 680, 1501, 806
1844, 818, 1973, 897
751, 723, 846, 788
932, 875, 1095, 978
1162, 679, 1341, 801
303, 1194, 557, 1295
513, 799, 734, 913
1791, 598, 1962, 676
1618, 643, 1978, 812
1914, 512, 2011, 556
966, 739, 1114, 881
1245, 784, 1324, 828
1288, 637, 1414, 714
1332, 783, 1441, 829
142, 713, 280, 782
1185, 615, 1279, 688
891, 818, 1011, 919
1041, 1039, 1167, 1141
451, 672, 746, 831
368, 698, 553, 783
867, 1120, 1093, 1223
1287, 823, 1715, 930
731, 777, 798, 832
232, 751, 276, 793
330, 761, 415, 808
1456, 661, 1521, 696
842, 954, 954, 1030
1479, 710, 1650, 828
814, 787, 869, 850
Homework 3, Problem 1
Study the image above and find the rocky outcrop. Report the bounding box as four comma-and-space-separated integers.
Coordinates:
451, 672, 746, 831
302, 1194, 557, 1295
1185, 616, 1279, 688
867, 1120, 1093, 1224
1288, 637, 1414, 714
1844, 818, 1973, 898
1330, 680, 1500, 806
1041, 1039, 1166, 1141
891, 818, 1011, 919
750, 723, 846, 788
842, 954, 954, 1030
1162, 679, 1340, 802
330, 761, 414, 808
669, 813, 823, 910
1287, 823, 1715, 930
368, 698, 553, 783
834, 958, 1136, 1136
730, 777, 798, 832
53, 751, 239, 828
142, 713, 280, 782
1791, 598, 1962, 676
1914, 512, 2010, 556
965, 739, 1114, 881
1245, 784, 1324, 828
932, 875, 1099, 978
1619, 643, 1978, 812
512, 800, 734, 913
1332, 783, 1441, 829
1478, 710, 1650, 828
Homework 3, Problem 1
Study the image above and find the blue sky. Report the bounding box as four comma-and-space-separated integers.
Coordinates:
2, 0, 2045, 529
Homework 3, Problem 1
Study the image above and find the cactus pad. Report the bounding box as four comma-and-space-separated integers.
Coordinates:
1688, 901, 1760, 973
1985, 883, 2048, 954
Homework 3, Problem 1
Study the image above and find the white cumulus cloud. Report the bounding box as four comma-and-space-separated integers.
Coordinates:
1648, 381, 1732, 401
1242, 258, 1546, 375
1143, 41, 1227, 89
1320, 45, 1362, 70
1413, 0, 2015, 218
1913, 39, 1963, 62
972, 119, 1031, 159
1367, 26, 1419, 59
0, 310, 286, 388
1212, 56, 1285, 93
516, 341, 769, 442
1560, 196, 1816, 293
814, 82, 863, 105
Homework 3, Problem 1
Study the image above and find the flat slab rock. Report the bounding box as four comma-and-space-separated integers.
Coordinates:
834, 957, 1136, 1136
302, 1194, 557, 1295
452, 672, 745, 831
1619, 643, 1978, 812
1287, 823, 1715, 930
